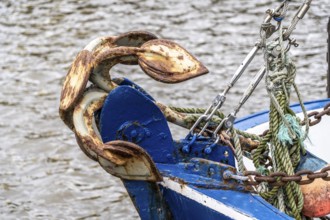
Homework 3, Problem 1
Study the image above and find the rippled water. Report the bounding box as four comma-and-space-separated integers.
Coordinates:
0, 0, 329, 219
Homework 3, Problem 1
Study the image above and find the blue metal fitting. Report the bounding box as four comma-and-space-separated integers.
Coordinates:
273, 16, 284, 22
204, 142, 218, 154
145, 129, 151, 137
186, 163, 195, 170
182, 145, 190, 153
130, 129, 138, 138
204, 147, 212, 154
209, 167, 215, 175
223, 170, 234, 180
194, 164, 200, 171
182, 134, 197, 153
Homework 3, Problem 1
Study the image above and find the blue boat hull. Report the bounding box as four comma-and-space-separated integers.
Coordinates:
99, 79, 330, 220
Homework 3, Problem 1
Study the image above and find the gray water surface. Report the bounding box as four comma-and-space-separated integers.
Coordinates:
0, 0, 329, 219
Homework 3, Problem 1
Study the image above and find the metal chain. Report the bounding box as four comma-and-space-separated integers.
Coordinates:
301, 102, 330, 126
243, 165, 330, 186
236, 103, 330, 186
260, 102, 330, 136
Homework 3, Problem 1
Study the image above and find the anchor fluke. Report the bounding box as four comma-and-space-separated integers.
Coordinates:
138, 39, 208, 83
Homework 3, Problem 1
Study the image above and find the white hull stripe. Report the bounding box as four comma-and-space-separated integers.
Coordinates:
160, 177, 256, 220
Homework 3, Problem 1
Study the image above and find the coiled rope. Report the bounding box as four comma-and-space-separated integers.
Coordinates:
252, 22, 310, 219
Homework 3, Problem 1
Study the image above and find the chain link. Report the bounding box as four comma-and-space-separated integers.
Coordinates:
243, 165, 330, 186
261, 102, 330, 136
301, 102, 330, 126
240, 103, 330, 186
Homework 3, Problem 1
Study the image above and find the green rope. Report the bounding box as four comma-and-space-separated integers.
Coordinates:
240, 21, 309, 218
252, 132, 271, 168
173, 106, 262, 140
261, 34, 306, 219
168, 93, 305, 219
169, 105, 262, 143
235, 129, 262, 142
272, 100, 303, 219
278, 114, 304, 145
169, 106, 225, 118
167, 39, 309, 219
232, 128, 246, 173
293, 82, 309, 142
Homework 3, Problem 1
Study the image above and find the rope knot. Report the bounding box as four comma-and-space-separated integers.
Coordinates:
266, 40, 296, 95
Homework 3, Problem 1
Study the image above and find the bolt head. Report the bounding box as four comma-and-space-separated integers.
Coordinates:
225, 121, 232, 128
130, 130, 137, 137
204, 147, 212, 154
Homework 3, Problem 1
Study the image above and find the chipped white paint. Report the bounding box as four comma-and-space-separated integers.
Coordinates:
84, 37, 105, 52
160, 177, 257, 220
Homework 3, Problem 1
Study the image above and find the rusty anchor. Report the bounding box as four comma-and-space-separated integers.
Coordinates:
60, 31, 330, 218
59, 31, 208, 181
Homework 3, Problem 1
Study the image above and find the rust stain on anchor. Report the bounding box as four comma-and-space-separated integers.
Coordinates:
59, 32, 212, 184
59, 50, 95, 130
71, 88, 162, 182
73, 88, 107, 161
114, 31, 158, 47
60, 50, 94, 112
91, 48, 141, 91
100, 140, 163, 182
138, 39, 209, 83
93, 31, 158, 59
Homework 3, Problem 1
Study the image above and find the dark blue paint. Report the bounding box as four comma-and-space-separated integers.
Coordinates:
182, 134, 197, 153
128, 158, 293, 219
174, 139, 235, 167
193, 186, 292, 220
204, 141, 220, 154
100, 85, 235, 166
123, 180, 170, 220
296, 151, 327, 172
160, 186, 235, 220
100, 85, 175, 163
116, 121, 151, 144
98, 82, 323, 220
156, 160, 243, 190
156, 160, 290, 219
116, 77, 155, 101
159, 185, 293, 220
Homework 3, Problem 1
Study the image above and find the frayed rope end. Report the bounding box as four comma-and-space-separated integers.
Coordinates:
277, 114, 304, 145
